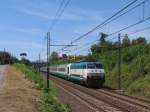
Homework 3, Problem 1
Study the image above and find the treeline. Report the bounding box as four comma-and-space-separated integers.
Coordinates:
49, 33, 148, 65
0, 51, 31, 65
0, 51, 19, 64
89, 33, 149, 71
91, 33, 147, 55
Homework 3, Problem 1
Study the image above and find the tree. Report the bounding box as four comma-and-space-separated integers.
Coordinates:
136, 37, 146, 44
91, 44, 100, 54
122, 34, 130, 47
21, 58, 30, 65
0, 51, 19, 64
131, 39, 137, 45
85, 53, 96, 61
49, 51, 59, 64
99, 32, 108, 45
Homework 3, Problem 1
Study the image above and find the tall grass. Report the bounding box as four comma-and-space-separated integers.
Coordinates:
15, 64, 72, 112
102, 44, 150, 99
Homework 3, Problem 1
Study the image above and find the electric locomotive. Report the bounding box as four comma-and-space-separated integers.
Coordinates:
49, 61, 105, 88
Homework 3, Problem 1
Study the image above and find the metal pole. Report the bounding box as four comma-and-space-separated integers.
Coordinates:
3, 48, 6, 65
49, 32, 51, 87
39, 53, 41, 72
49, 32, 51, 86
118, 33, 121, 90
46, 32, 50, 90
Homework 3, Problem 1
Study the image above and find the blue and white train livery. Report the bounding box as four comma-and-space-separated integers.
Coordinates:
49, 61, 105, 88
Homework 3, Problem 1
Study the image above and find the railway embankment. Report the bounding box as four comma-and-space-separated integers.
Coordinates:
15, 63, 72, 112
103, 44, 150, 99
49, 43, 150, 100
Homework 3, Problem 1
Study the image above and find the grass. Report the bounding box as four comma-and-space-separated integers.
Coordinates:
15, 63, 72, 112
101, 44, 150, 99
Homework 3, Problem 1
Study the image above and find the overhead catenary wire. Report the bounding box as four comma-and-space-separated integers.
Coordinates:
68, 17, 150, 54
128, 26, 150, 35
48, 0, 71, 31
57, 0, 150, 54
108, 16, 150, 37
70, 0, 139, 44
48, 0, 65, 31
94, 0, 149, 35
44, 0, 71, 62
59, 0, 139, 51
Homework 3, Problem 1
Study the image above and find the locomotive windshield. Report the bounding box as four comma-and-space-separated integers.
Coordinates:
87, 64, 95, 69
87, 63, 103, 69
95, 63, 103, 69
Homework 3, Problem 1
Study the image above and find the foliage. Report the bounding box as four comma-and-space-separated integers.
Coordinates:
49, 52, 59, 65
88, 35, 150, 98
15, 63, 46, 89
122, 34, 130, 47
0, 51, 19, 64
90, 39, 150, 98
15, 64, 72, 112
20, 58, 31, 65
136, 37, 147, 44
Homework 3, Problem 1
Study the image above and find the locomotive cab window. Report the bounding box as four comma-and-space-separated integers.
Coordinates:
95, 64, 103, 69
87, 64, 96, 69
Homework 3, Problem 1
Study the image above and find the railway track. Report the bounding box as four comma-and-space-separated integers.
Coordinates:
43, 73, 150, 112
97, 89, 150, 110
52, 76, 122, 112
106, 89, 150, 104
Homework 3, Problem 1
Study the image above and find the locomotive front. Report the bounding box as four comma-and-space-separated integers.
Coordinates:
85, 62, 105, 88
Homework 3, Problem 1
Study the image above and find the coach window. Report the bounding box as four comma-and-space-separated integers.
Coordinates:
67, 67, 69, 74
83, 64, 86, 69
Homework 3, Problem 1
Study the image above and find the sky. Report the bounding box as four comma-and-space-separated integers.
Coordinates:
0, 0, 150, 61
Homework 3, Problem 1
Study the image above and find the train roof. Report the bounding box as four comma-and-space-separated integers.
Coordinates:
72, 60, 102, 64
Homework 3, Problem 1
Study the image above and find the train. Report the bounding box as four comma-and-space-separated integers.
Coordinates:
43, 61, 105, 88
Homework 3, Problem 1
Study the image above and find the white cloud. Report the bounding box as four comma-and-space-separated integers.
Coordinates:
0, 40, 45, 49
21, 7, 104, 22
0, 26, 43, 35
22, 9, 53, 20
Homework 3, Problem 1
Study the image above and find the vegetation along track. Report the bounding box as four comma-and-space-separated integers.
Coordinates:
45, 74, 150, 112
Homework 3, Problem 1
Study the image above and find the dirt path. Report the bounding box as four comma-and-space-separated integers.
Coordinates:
0, 66, 41, 112
0, 65, 6, 89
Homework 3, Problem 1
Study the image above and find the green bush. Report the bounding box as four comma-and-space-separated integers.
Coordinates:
127, 75, 150, 98
101, 44, 150, 99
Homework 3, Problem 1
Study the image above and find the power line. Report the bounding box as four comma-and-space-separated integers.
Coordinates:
60, 0, 139, 51
74, 45, 91, 54
128, 26, 150, 35
70, 0, 139, 44
57, 0, 150, 54
69, 40, 99, 53
95, 0, 149, 34
48, 0, 71, 31
67, 16, 150, 54
107, 16, 150, 37
105, 25, 150, 41
49, 0, 65, 31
